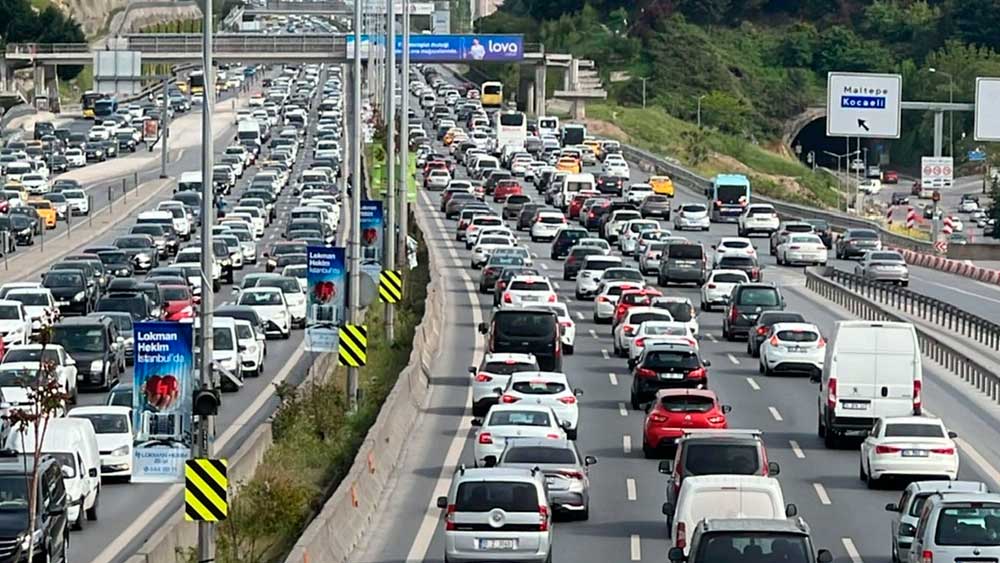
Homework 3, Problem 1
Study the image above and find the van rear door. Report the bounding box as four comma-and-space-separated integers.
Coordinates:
873, 324, 918, 418
831, 324, 879, 415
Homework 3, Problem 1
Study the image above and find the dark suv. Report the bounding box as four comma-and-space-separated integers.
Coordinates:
722, 283, 785, 341
479, 308, 562, 371
0, 452, 69, 563
51, 316, 124, 390
550, 227, 589, 260
835, 228, 882, 259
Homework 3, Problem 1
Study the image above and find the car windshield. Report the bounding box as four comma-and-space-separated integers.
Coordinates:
214, 327, 235, 350
695, 533, 811, 562
0, 476, 29, 511
661, 394, 716, 412
53, 326, 105, 353
162, 287, 190, 301
884, 423, 945, 438
240, 292, 283, 306
935, 505, 1000, 546
684, 443, 760, 476
503, 446, 576, 464
656, 302, 693, 322
454, 482, 539, 513
602, 269, 643, 282
73, 413, 129, 433
669, 245, 703, 259
713, 273, 748, 284
3, 349, 60, 364
0, 306, 20, 320
0, 369, 39, 386
43, 273, 81, 287
509, 281, 550, 291
850, 230, 879, 240
737, 288, 780, 307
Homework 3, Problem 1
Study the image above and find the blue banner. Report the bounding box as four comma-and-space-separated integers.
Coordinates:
132, 322, 194, 483
306, 246, 346, 352
346, 34, 525, 62
360, 200, 384, 264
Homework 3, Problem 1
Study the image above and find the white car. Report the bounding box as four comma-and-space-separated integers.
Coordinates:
712, 237, 757, 263
500, 371, 582, 439
859, 179, 882, 194
0, 300, 32, 346
87, 126, 110, 141
255, 276, 306, 328
499, 276, 557, 308
958, 199, 980, 213
737, 204, 780, 236
612, 306, 674, 357
282, 265, 308, 293
592, 280, 645, 323
700, 269, 750, 311
531, 211, 568, 242
758, 322, 825, 377
62, 189, 89, 215
236, 287, 291, 339
0, 283, 41, 300
619, 219, 661, 256
68, 405, 133, 479
575, 238, 611, 255
471, 238, 517, 269
603, 210, 642, 242
948, 217, 965, 232
776, 233, 828, 266
625, 183, 654, 205
233, 318, 266, 377
535, 302, 576, 354
673, 203, 711, 231
472, 404, 567, 466
464, 215, 506, 246
65, 149, 86, 168
20, 174, 49, 195
860, 415, 959, 488
574, 255, 624, 299
603, 159, 630, 177
627, 321, 698, 367
1, 344, 78, 403
5, 288, 58, 332
468, 353, 539, 417
425, 169, 451, 190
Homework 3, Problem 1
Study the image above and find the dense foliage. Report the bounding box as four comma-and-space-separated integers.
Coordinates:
479, 0, 1000, 164
0, 0, 87, 80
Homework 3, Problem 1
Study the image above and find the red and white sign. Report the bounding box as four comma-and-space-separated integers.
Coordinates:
886, 205, 894, 225
906, 207, 916, 229
942, 215, 955, 235
933, 240, 949, 254
921, 156, 954, 189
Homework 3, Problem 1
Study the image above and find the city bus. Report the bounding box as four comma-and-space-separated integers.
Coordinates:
706, 173, 751, 223
494, 111, 527, 153
81, 92, 103, 119
94, 97, 118, 119
481, 81, 503, 109
189, 70, 206, 97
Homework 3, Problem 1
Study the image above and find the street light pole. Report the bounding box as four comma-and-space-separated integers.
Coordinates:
929, 67, 955, 158
640, 78, 646, 109
397, 0, 410, 273
384, 0, 396, 341
349, 0, 364, 411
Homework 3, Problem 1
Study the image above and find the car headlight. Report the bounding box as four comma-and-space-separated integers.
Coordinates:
91, 360, 104, 373
221, 358, 237, 371
111, 445, 130, 456
136, 253, 150, 262
117, 268, 130, 276
19, 228, 30, 236
72, 291, 86, 301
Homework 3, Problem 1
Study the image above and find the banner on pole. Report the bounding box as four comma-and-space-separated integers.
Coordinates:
306, 246, 346, 352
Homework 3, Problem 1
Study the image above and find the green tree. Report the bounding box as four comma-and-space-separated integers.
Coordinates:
861, 0, 940, 59
949, 0, 1000, 51
701, 90, 751, 133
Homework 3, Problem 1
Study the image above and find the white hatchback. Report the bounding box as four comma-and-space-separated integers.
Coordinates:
499, 276, 557, 309
673, 203, 710, 231
468, 353, 540, 417
499, 372, 582, 439
531, 211, 568, 242
700, 269, 750, 311
472, 404, 567, 467
758, 322, 825, 377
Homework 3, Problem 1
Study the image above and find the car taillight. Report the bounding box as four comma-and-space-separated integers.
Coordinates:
548, 294, 557, 302
730, 306, 739, 322
827, 377, 837, 411
503, 293, 513, 303
500, 394, 519, 403
623, 324, 635, 335
913, 379, 922, 414
560, 321, 573, 328
588, 211, 595, 218
921, 550, 933, 563
756, 326, 769, 335
818, 337, 826, 348
597, 296, 609, 303
676, 521, 686, 549
707, 283, 716, 289
559, 470, 584, 479
789, 245, 801, 250
478, 432, 493, 445
444, 503, 457, 530
930, 447, 955, 455
634, 337, 646, 347
707, 414, 725, 424
635, 367, 657, 378
475, 373, 493, 383
558, 396, 576, 405
538, 505, 549, 531
876, 445, 901, 454
566, 256, 576, 265
769, 335, 779, 346
687, 367, 706, 379
649, 413, 667, 423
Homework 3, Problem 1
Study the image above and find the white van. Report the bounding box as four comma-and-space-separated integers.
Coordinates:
177, 171, 203, 193
816, 320, 922, 447
538, 115, 560, 138
6, 417, 102, 529
667, 475, 794, 556
236, 119, 261, 147
139, 210, 189, 239
559, 172, 597, 209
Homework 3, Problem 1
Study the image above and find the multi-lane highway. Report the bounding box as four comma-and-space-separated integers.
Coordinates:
354, 67, 1000, 563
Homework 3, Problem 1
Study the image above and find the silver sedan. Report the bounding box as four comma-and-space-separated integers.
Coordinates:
854, 250, 910, 286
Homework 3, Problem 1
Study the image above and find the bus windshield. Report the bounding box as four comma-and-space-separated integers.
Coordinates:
715, 184, 748, 204
81, 92, 103, 118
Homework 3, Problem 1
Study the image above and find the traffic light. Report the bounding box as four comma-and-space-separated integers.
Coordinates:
193, 388, 221, 416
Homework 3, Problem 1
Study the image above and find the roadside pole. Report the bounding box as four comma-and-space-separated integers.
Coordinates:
397, 0, 410, 272
197, 0, 217, 557
349, 0, 364, 411
160, 77, 169, 179
384, 0, 396, 341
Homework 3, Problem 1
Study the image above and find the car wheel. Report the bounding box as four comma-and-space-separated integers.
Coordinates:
566, 427, 577, 440
866, 463, 880, 489
86, 491, 99, 521
643, 440, 656, 459
751, 342, 760, 358
817, 410, 826, 438
823, 425, 838, 448
859, 458, 867, 482
71, 505, 84, 530
630, 393, 641, 410
758, 358, 765, 374
281, 329, 290, 340
565, 344, 574, 355
723, 326, 734, 342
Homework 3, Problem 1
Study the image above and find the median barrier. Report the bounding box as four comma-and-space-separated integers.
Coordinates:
895, 248, 1000, 286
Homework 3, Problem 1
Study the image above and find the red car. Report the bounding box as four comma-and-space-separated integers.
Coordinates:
612, 288, 664, 327
642, 389, 730, 458
423, 160, 448, 176
493, 180, 523, 203
568, 190, 601, 219
883, 170, 899, 184
161, 284, 196, 322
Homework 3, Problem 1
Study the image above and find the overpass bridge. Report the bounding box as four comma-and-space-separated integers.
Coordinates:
242, 0, 434, 16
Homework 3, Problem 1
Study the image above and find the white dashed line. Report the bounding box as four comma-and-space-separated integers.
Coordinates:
589, 329, 598, 339
706, 333, 718, 343
813, 483, 832, 505
601, 349, 610, 360
789, 440, 805, 459
630, 534, 641, 561
768, 407, 784, 422
553, 282, 561, 289
746, 377, 760, 391
727, 353, 740, 365
618, 402, 628, 417
576, 311, 584, 320
626, 478, 637, 501
609, 372, 618, 386
623, 434, 632, 454
841, 538, 864, 563
539, 262, 549, 270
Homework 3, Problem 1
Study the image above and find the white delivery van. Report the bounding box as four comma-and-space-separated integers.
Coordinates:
667, 475, 794, 556
538, 116, 560, 138
177, 171, 203, 193
816, 320, 922, 447
6, 417, 102, 529
236, 119, 261, 147
559, 172, 596, 209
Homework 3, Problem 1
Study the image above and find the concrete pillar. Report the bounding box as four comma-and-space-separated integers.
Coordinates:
0, 58, 8, 92
33, 65, 44, 103
572, 99, 585, 120
933, 111, 944, 157
570, 59, 580, 90
534, 63, 546, 116
525, 80, 535, 117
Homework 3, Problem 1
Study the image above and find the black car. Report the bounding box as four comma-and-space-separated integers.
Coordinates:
51, 316, 124, 390
550, 227, 589, 260
9, 207, 42, 235
0, 451, 70, 562
478, 255, 528, 293
722, 284, 785, 341
715, 255, 764, 282
516, 203, 549, 231
129, 224, 176, 257
596, 175, 627, 196
33, 121, 55, 140
563, 246, 605, 280
116, 132, 137, 152
2, 215, 33, 247
214, 305, 267, 339
630, 341, 711, 408
95, 293, 154, 321
101, 140, 118, 158
42, 270, 93, 315
48, 153, 69, 173
835, 228, 882, 259
96, 250, 134, 278
83, 142, 106, 162
746, 311, 808, 357
114, 235, 159, 272
480, 308, 562, 372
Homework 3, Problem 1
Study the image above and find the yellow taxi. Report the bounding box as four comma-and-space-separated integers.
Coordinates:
649, 175, 675, 197
556, 157, 581, 174
27, 199, 57, 228
443, 128, 462, 146
583, 139, 602, 160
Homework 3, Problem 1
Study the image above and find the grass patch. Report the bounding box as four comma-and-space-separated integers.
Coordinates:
29, 0, 50, 11
58, 66, 92, 106
887, 223, 931, 241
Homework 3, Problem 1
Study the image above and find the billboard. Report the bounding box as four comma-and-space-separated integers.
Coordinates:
306, 246, 346, 352
132, 322, 194, 483
346, 34, 524, 62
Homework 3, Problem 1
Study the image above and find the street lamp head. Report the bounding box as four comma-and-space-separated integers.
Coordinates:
929, 67, 937, 73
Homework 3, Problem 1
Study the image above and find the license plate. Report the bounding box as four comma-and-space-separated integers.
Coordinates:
841, 401, 868, 410
57, 301, 69, 307
789, 347, 808, 353
659, 372, 685, 380
480, 539, 516, 550
522, 295, 539, 301
902, 449, 929, 457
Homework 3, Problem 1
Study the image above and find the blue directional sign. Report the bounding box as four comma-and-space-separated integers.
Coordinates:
969, 149, 987, 162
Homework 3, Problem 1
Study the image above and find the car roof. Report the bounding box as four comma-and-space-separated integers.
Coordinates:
770, 322, 820, 333
697, 518, 811, 535
452, 466, 540, 482
645, 341, 697, 353
906, 480, 988, 494
508, 371, 568, 383
655, 388, 716, 400
69, 405, 131, 417
879, 415, 943, 426
483, 352, 536, 362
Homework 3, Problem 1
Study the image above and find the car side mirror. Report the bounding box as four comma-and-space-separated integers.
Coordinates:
668, 547, 686, 562
658, 460, 673, 474
885, 502, 899, 512
573, 388, 583, 397
768, 461, 781, 476
810, 373, 822, 384
436, 496, 448, 509
643, 401, 652, 414
662, 502, 674, 516
948, 431, 958, 439
238, 344, 247, 352
721, 404, 732, 414
584, 455, 597, 466
89, 468, 98, 478
492, 387, 503, 395
61, 466, 73, 478
702, 359, 711, 367
468, 366, 476, 374
478, 322, 488, 334
482, 455, 497, 468
816, 550, 833, 563
470, 418, 482, 427
785, 503, 798, 517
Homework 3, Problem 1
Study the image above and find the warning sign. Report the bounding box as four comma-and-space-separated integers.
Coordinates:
921, 156, 953, 189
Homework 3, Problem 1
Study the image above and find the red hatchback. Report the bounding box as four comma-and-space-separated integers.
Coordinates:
161, 284, 195, 322
642, 389, 730, 458
612, 288, 664, 327
423, 160, 448, 176
883, 170, 899, 183
493, 180, 523, 203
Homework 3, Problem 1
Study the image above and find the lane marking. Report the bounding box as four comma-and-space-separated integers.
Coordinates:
553, 282, 561, 290
746, 377, 760, 391
623, 434, 632, 454
789, 440, 806, 459
841, 538, 863, 563
813, 482, 832, 505
618, 402, 628, 417
768, 406, 784, 422
575, 311, 584, 320
601, 349, 610, 360
630, 534, 641, 561
589, 329, 598, 339
727, 353, 740, 365
539, 262, 549, 270
609, 372, 618, 386
706, 333, 718, 343
626, 478, 637, 501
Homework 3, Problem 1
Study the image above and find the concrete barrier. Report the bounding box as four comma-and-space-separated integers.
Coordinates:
896, 248, 1000, 285
946, 243, 1000, 261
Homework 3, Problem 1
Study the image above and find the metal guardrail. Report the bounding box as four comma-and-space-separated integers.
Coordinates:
5, 43, 91, 55
619, 143, 935, 252
124, 33, 347, 54
805, 267, 1000, 403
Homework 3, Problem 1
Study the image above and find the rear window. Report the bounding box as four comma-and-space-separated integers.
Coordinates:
850, 230, 879, 239
695, 534, 811, 562
503, 446, 577, 465
668, 245, 704, 259
455, 482, 539, 513
935, 505, 1000, 546
869, 252, 903, 261
488, 410, 551, 426
540, 215, 564, 224
681, 205, 707, 213
884, 423, 945, 438
719, 257, 754, 267
785, 224, 813, 233
737, 288, 780, 306
495, 313, 556, 338
760, 313, 805, 326
584, 259, 620, 271
776, 330, 819, 342
684, 444, 760, 476
722, 240, 752, 249
656, 302, 694, 322
511, 380, 566, 394
645, 351, 699, 369
483, 360, 537, 375
475, 217, 502, 226
630, 312, 670, 325
557, 230, 587, 241
748, 206, 775, 215
602, 270, 643, 282
661, 395, 715, 412
510, 281, 550, 291
713, 273, 749, 284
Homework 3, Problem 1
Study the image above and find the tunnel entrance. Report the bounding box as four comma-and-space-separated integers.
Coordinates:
791, 116, 887, 171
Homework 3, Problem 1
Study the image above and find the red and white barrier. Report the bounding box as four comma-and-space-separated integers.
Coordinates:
895, 247, 1000, 285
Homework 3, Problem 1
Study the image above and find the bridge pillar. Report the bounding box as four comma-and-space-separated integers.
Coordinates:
32, 64, 45, 102
534, 63, 546, 116
525, 80, 535, 117
0, 58, 8, 92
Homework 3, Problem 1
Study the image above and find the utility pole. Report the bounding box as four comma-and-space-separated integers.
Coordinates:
397, 0, 410, 272
384, 0, 396, 341
197, 0, 216, 557
160, 77, 169, 179
349, 0, 363, 411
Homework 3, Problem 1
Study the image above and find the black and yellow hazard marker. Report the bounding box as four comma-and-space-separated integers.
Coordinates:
379, 269, 403, 304
339, 324, 368, 367
185, 458, 228, 522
